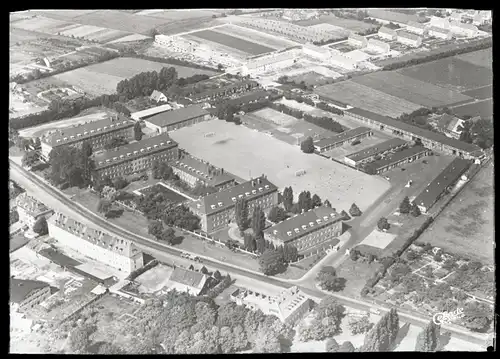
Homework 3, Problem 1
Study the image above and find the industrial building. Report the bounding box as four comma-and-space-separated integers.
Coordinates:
241, 48, 302, 75
40, 116, 134, 161
47, 212, 144, 273
15, 193, 54, 231
344, 138, 408, 167
230, 286, 312, 325
397, 30, 423, 47
171, 153, 236, 190
378, 27, 398, 40
367, 39, 390, 53
92, 134, 179, 181
264, 206, 343, 252
450, 21, 479, 37
144, 105, 210, 133
10, 278, 51, 313
188, 175, 278, 233
130, 104, 173, 122
428, 26, 452, 39
406, 21, 427, 35
345, 108, 483, 159
412, 158, 471, 213
302, 43, 332, 60
348, 33, 368, 48
363, 146, 431, 174
313, 127, 373, 153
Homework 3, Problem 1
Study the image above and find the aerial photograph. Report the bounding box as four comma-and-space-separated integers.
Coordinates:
9, 8, 494, 353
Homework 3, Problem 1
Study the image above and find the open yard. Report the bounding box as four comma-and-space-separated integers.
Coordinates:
288, 71, 333, 87
451, 99, 493, 120
189, 29, 275, 55
351, 71, 473, 108
169, 120, 390, 212
314, 81, 421, 118
294, 15, 377, 33
52, 57, 217, 96
417, 161, 494, 265
398, 56, 493, 93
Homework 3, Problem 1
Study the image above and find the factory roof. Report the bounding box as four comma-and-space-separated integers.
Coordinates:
144, 105, 208, 128
346, 138, 408, 162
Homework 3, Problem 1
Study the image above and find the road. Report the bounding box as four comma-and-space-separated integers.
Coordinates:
9, 160, 488, 346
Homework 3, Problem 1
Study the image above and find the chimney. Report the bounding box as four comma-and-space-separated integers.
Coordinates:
251, 180, 255, 187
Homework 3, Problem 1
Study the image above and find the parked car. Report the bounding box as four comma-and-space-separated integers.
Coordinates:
369, 308, 381, 315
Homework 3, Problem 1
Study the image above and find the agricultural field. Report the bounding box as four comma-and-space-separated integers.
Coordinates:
461, 85, 492, 100
27, 10, 99, 19
398, 56, 493, 92
305, 23, 349, 39
135, 9, 221, 19
314, 81, 421, 118
451, 99, 493, 120
456, 48, 492, 69
189, 29, 275, 55
169, 119, 390, 212
295, 14, 378, 33
214, 24, 299, 50
351, 71, 473, 108
417, 161, 494, 265
366, 8, 422, 24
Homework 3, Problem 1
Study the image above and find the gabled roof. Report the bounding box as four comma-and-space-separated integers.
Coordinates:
265, 206, 343, 243
346, 138, 408, 162
398, 30, 422, 41
450, 21, 478, 31
145, 105, 208, 128
378, 27, 398, 36
365, 146, 429, 171
348, 33, 368, 43
169, 267, 208, 290
314, 127, 372, 149
428, 26, 451, 35
171, 155, 234, 187
303, 43, 331, 55
131, 104, 173, 120
10, 278, 49, 304
16, 193, 52, 218
150, 90, 167, 102
435, 114, 462, 133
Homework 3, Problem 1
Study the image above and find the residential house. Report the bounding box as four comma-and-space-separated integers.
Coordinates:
348, 33, 368, 48
433, 113, 464, 139
149, 90, 168, 103
450, 21, 479, 37
428, 26, 452, 39
397, 30, 423, 47
167, 267, 209, 296
367, 39, 390, 53
406, 21, 427, 35
15, 193, 53, 231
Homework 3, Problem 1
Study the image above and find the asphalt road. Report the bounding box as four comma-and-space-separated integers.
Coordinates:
9, 160, 488, 347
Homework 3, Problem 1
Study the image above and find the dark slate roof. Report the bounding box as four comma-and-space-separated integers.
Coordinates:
144, 105, 209, 128
10, 278, 49, 304
169, 267, 207, 289
413, 157, 471, 210
171, 155, 234, 187
314, 127, 372, 149
346, 108, 482, 154
366, 146, 429, 170
346, 138, 408, 162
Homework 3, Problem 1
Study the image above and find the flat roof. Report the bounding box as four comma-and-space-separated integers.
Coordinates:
94, 134, 177, 169
131, 104, 173, 120
413, 157, 471, 210
314, 127, 372, 149
346, 108, 482, 154
347, 138, 407, 162
265, 206, 343, 243
144, 105, 208, 128
365, 146, 429, 170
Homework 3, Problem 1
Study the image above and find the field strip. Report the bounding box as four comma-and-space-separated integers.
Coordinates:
215, 24, 301, 49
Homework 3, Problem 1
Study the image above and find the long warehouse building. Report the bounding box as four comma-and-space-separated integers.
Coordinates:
363, 145, 431, 174
314, 127, 373, 153
144, 105, 210, 133
344, 138, 408, 167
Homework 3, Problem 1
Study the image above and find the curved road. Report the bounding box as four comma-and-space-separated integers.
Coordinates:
9, 160, 487, 346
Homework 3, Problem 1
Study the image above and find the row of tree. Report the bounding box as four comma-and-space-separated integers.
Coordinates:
458, 118, 494, 149
48, 142, 94, 188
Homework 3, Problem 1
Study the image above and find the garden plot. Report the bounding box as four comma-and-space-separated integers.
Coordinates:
169, 120, 390, 212
295, 15, 377, 33
307, 23, 349, 38
60, 25, 104, 38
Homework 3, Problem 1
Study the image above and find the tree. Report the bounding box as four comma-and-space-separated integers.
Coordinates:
350, 248, 359, 261
134, 121, 143, 141
339, 341, 355, 352
267, 206, 287, 223
251, 206, 266, 239
282, 187, 294, 212
69, 325, 95, 354
213, 270, 222, 281
159, 227, 175, 244
298, 190, 312, 212
387, 308, 399, 344
253, 326, 282, 353
101, 185, 118, 201
316, 266, 346, 292
200, 266, 209, 275
311, 194, 322, 208
399, 196, 411, 214
349, 203, 362, 217
377, 217, 390, 231
341, 210, 350, 220
415, 320, 440, 352
112, 177, 128, 190
97, 199, 111, 214
97, 342, 123, 354
349, 315, 374, 335
462, 301, 493, 332
33, 216, 48, 235
326, 338, 339, 352
22, 151, 38, 168
217, 63, 224, 71
411, 203, 421, 217
235, 198, 249, 233
259, 249, 286, 275
324, 199, 332, 208
300, 136, 315, 153
458, 120, 473, 144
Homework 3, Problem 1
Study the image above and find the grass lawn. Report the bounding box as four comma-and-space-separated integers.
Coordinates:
417, 161, 494, 265
274, 265, 307, 280
336, 258, 383, 297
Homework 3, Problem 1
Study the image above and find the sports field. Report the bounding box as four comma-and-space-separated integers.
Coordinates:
351, 71, 472, 108
53, 57, 216, 96
189, 29, 275, 55
451, 98, 493, 120
212, 24, 298, 50
417, 161, 494, 265
314, 81, 421, 118
169, 120, 390, 212
398, 56, 493, 92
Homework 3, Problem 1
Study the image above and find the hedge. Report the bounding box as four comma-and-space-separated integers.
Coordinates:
206, 274, 232, 298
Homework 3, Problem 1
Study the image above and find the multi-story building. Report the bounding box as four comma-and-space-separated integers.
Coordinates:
378, 27, 398, 41
397, 30, 423, 47
93, 134, 179, 181
242, 48, 302, 75
302, 43, 332, 61
413, 158, 471, 213
450, 21, 479, 37
428, 26, 452, 39
430, 16, 451, 29
144, 105, 210, 133
406, 21, 427, 35
348, 33, 368, 48
167, 267, 209, 296
264, 206, 343, 252
40, 116, 134, 161
188, 175, 278, 233
47, 212, 144, 273
171, 153, 235, 190
130, 104, 173, 122
230, 286, 312, 325
313, 127, 373, 153
363, 146, 431, 174
15, 193, 53, 231
345, 108, 483, 159
344, 138, 408, 167
367, 39, 390, 53
10, 278, 51, 313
